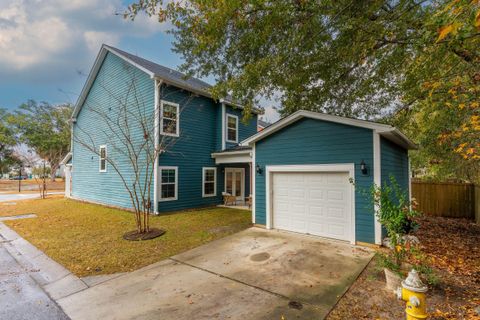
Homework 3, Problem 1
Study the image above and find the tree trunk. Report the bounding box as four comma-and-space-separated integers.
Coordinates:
50, 164, 57, 181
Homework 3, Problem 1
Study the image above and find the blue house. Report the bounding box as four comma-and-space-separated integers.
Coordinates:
65, 45, 416, 245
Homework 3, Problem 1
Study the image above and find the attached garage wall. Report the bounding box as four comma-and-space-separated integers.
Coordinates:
380, 137, 409, 193
255, 118, 375, 243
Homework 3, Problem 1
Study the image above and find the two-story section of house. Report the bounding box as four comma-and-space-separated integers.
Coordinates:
67, 44, 260, 214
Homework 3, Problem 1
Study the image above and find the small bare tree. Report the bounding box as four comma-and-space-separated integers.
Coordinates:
73, 64, 191, 238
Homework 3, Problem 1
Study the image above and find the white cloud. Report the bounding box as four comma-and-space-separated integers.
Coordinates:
0, 0, 165, 83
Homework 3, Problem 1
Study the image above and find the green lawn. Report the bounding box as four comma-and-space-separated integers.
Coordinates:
3, 197, 251, 277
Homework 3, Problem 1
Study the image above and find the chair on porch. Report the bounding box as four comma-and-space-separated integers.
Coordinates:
222, 192, 237, 206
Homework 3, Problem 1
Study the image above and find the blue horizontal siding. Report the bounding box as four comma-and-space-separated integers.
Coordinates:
158, 85, 221, 212
254, 118, 375, 243
381, 137, 409, 194
225, 106, 257, 149
72, 52, 154, 209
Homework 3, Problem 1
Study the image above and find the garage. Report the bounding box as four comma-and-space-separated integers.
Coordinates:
272, 170, 352, 241
242, 110, 416, 245
267, 165, 355, 242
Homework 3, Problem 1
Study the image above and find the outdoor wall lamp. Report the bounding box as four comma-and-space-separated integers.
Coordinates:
256, 164, 263, 175
360, 159, 368, 175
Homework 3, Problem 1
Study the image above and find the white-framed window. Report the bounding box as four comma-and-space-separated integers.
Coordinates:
99, 145, 107, 173
226, 114, 238, 143
202, 167, 217, 197
160, 100, 180, 137
159, 166, 178, 201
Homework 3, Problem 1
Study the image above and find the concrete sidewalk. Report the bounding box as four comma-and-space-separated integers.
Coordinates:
0, 192, 64, 202
0, 238, 69, 320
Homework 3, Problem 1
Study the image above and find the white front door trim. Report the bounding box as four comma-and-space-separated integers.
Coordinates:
265, 163, 356, 244
224, 167, 245, 201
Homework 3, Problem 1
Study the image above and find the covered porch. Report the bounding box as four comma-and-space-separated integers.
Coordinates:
211, 147, 253, 210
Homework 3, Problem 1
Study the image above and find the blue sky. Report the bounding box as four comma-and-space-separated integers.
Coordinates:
0, 0, 279, 122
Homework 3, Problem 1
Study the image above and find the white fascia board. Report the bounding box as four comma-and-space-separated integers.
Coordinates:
211, 150, 251, 157
60, 152, 72, 165
211, 151, 252, 164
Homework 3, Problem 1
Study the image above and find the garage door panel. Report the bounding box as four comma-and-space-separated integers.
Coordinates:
272, 171, 352, 242
308, 188, 323, 200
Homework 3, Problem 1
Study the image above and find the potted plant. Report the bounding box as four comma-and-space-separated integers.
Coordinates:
370, 176, 420, 291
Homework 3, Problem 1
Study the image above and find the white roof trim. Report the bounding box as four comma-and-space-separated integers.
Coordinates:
241, 110, 417, 150
211, 150, 252, 164
211, 149, 251, 157
61, 152, 72, 165
72, 45, 262, 119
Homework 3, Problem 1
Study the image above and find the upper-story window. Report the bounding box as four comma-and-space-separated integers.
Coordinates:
160, 100, 180, 137
99, 145, 107, 172
226, 114, 238, 143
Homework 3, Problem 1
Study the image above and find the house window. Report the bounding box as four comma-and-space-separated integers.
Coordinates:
202, 167, 217, 197
99, 145, 107, 172
226, 114, 238, 143
159, 166, 178, 201
160, 100, 180, 137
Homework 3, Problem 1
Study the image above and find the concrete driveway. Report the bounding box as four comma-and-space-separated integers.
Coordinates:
58, 228, 373, 320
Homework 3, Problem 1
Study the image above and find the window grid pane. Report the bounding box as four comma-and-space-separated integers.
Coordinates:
160, 169, 176, 199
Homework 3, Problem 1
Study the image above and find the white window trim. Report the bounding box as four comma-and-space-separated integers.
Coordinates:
202, 167, 217, 198
99, 145, 107, 173
160, 100, 180, 137
226, 114, 239, 143
158, 166, 178, 201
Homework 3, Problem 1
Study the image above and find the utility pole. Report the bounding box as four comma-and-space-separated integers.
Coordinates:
18, 164, 22, 193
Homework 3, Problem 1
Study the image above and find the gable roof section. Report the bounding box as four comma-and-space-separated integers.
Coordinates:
241, 110, 417, 150
72, 44, 262, 119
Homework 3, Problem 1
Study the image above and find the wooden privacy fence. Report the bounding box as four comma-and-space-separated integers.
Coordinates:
411, 181, 478, 219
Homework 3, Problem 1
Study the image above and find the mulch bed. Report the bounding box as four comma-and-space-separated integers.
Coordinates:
327, 215, 480, 320
123, 228, 166, 241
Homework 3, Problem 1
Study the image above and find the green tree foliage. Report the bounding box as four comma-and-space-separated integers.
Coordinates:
127, 0, 479, 181
10, 101, 72, 181
127, 0, 427, 119
0, 108, 18, 175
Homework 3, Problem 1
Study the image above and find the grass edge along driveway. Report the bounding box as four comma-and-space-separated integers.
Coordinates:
3, 197, 251, 277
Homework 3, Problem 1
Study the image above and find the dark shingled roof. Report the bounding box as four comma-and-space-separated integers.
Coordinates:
105, 45, 213, 94
104, 45, 262, 114
258, 119, 271, 128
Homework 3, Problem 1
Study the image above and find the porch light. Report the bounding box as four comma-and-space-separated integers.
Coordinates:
256, 164, 263, 175
360, 160, 368, 175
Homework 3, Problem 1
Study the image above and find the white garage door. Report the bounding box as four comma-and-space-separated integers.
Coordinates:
272, 171, 352, 241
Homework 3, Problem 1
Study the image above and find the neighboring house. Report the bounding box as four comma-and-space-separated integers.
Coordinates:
257, 119, 270, 131
67, 45, 416, 245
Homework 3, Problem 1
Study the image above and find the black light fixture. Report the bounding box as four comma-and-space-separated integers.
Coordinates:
256, 164, 263, 174
360, 159, 368, 175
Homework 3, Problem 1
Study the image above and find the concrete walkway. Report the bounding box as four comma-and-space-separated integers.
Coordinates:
58, 228, 374, 320
0, 192, 64, 202
0, 235, 69, 320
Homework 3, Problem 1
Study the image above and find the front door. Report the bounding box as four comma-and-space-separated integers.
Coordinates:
225, 168, 244, 201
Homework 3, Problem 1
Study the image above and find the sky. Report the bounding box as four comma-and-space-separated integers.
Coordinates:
0, 0, 279, 122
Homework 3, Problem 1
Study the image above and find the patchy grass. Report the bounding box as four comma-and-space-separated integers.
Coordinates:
3, 197, 251, 277
0, 179, 65, 192
327, 216, 480, 320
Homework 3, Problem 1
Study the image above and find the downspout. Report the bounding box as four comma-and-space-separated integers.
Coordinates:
154, 79, 163, 214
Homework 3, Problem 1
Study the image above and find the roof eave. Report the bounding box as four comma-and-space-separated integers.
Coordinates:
241, 110, 417, 150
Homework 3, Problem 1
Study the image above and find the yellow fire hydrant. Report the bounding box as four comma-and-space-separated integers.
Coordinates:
396, 269, 428, 320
